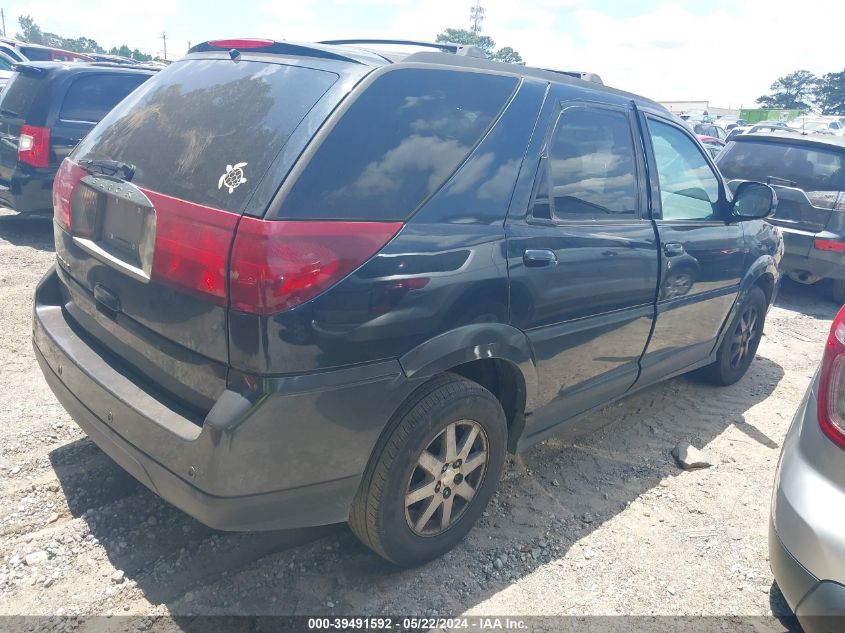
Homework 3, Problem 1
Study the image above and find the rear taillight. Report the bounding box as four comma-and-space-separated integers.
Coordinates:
52, 158, 88, 231
229, 219, 403, 315
147, 190, 239, 306
818, 306, 845, 449
18, 125, 50, 167
814, 239, 845, 253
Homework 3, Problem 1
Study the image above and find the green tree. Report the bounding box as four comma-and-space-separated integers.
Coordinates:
756, 70, 818, 110
816, 69, 845, 115
15, 15, 44, 44
435, 27, 523, 64
15, 15, 151, 61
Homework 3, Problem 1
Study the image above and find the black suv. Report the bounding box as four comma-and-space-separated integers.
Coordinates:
0, 62, 155, 215
717, 133, 845, 301
32, 39, 782, 566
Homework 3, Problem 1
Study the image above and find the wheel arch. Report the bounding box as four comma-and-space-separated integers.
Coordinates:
713, 255, 779, 352
398, 323, 539, 452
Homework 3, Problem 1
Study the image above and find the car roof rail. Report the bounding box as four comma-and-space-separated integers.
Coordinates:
536, 68, 604, 84
319, 39, 488, 58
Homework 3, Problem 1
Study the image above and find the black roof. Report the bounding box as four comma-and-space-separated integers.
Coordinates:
186, 38, 666, 113
735, 132, 845, 151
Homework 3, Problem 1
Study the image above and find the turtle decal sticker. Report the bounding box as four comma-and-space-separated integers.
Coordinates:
218, 162, 248, 194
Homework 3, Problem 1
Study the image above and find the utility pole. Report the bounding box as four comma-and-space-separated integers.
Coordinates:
470, 1, 485, 34
161, 32, 167, 60
1, 9, 6, 38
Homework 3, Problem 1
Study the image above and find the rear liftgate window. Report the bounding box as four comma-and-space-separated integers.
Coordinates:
719, 141, 845, 209
274, 68, 518, 221
72, 59, 339, 211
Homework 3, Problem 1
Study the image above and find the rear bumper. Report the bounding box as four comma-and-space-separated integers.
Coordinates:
0, 167, 54, 215
33, 266, 415, 530
770, 382, 845, 630
770, 522, 845, 631
780, 228, 845, 280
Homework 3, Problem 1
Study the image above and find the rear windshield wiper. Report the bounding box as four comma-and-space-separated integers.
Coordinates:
77, 158, 136, 181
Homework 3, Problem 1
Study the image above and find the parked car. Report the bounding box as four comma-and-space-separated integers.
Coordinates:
0, 62, 156, 215
33, 37, 781, 567
0, 39, 94, 63
0, 40, 26, 64
87, 53, 140, 66
717, 117, 747, 131
700, 138, 725, 159
800, 120, 842, 137
770, 304, 845, 631
0, 50, 18, 90
693, 122, 729, 142
726, 121, 794, 142
716, 133, 845, 301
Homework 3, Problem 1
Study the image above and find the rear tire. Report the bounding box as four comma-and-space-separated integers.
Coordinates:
699, 286, 767, 386
349, 373, 507, 567
831, 279, 845, 304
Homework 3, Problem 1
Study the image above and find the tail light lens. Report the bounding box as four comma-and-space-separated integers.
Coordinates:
148, 190, 239, 306
229, 219, 403, 315
814, 239, 845, 253
818, 306, 845, 449
19, 125, 50, 167
52, 158, 89, 231
207, 38, 274, 49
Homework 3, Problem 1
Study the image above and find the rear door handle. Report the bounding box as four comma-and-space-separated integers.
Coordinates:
663, 242, 685, 257
523, 249, 557, 267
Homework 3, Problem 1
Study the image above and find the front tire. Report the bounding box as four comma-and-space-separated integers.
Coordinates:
699, 286, 767, 386
349, 373, 507, 566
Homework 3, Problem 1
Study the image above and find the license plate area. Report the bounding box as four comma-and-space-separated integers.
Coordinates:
71, 175, 156, 283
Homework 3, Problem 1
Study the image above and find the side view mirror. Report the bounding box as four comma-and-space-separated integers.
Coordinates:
732, 181, 778, 220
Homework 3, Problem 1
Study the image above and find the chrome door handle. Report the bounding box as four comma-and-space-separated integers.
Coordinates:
523, 249, 557, 267
663, 242, 684, 257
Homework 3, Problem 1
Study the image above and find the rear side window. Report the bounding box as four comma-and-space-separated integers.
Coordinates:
73, 60, 338, 211
0, 72, 42, 117
718, 140, 845, 208
19, 47, 52, 62
532, 106, 638, 221
275, 68, 517, 221
59, 74, 149, 123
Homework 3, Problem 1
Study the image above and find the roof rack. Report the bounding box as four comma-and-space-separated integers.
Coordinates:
319, 39, 487, 59
537, 68, 604, 84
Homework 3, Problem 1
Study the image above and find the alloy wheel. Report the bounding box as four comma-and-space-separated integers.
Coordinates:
404, 419, 489, 537
730, 305, 759, 369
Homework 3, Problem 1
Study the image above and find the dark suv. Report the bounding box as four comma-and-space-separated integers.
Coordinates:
32, 38, 782, 566
0, 62, 155, 215
717, 133, 845, 301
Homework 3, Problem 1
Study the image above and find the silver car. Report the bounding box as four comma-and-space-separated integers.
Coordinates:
770, 306, 845, 631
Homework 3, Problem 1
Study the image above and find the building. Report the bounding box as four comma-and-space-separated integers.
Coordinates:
660, 100, 739, 118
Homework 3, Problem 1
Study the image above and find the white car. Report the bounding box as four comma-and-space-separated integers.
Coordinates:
788, 118, 844, 137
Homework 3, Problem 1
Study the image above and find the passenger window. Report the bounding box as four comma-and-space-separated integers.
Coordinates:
648, 118, 720, 221
532, 106, 638, 221
59, 74, 147, 124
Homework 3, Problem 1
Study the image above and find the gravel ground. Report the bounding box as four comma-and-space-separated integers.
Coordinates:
0, 213, 837, 629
